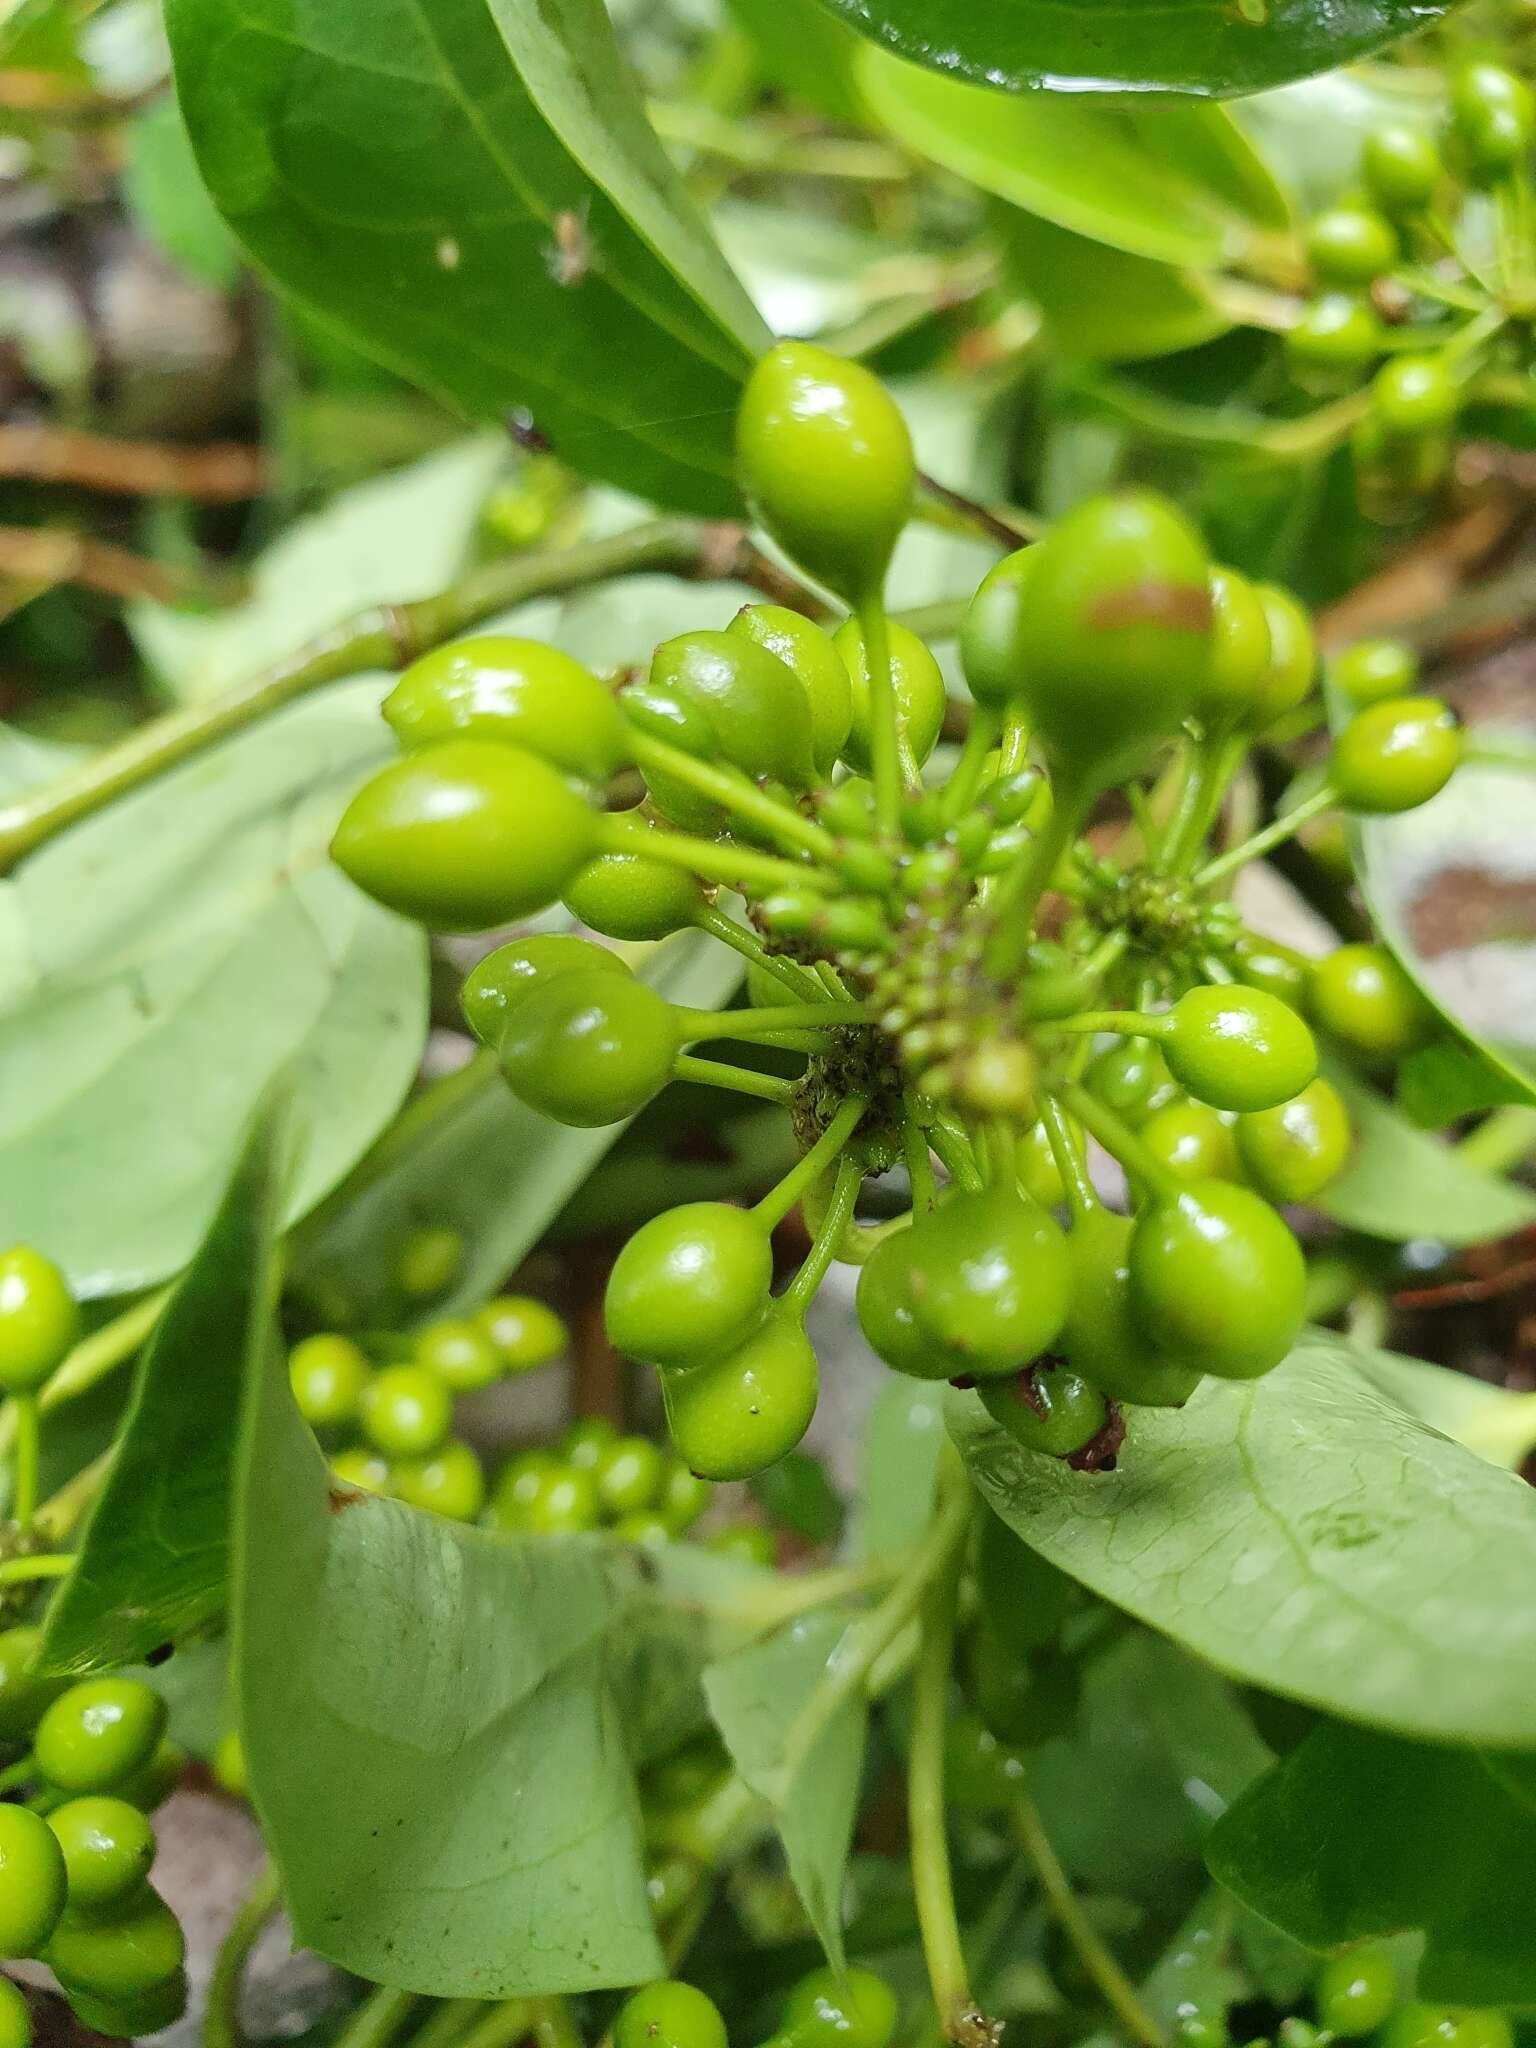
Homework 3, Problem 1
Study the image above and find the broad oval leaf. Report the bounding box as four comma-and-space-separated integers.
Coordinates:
860, 48, 1288, 268
39, 1096, 287, 1676
0, 681, 427, 1299
823, 0, 1452, 100
165, 0, 770, 513
998, 209, 1230, 363
950, 1332, 1536, 1750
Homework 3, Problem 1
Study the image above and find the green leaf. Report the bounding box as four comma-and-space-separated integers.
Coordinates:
1208, 1720, 1536, 2003
1138, 1888, 1248, 2029
165, 0, 768, 513
820, 0, 1452, 99
1316, 1063, 1536, 1246
289, 931, 741, 1328
39, 1099, 287, 1676
122, 93, 240, 288
850, 1379, 945, 1560
860, 50, 1287, 268
1348, 1344, 1536, 1474
721, 0, 864, 122
997, 209, 1230, 365
949, 1331, 1536, 1750
1395, 1038, 1533, 1126
0, 681, 427, 1299
704, 1609, 867, 1968
234, 1329, 673, 1992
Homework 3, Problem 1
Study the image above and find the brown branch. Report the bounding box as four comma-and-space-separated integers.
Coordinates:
0, 427, 266, 502
0, 527, 209, 605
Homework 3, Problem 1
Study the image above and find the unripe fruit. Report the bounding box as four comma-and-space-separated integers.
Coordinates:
396, 1225, 462, 1300
1306, 205, 1397, 285
1161, 985, 1317, 1113
906, 1188, 1071, 1377
1250, 584, 1317, 725
62, 1972, 187, 2040
0, 1806, 67, 1956
0, 1975, 27, 2048
1141, 1099, 1242, 1184
1451, 63, 1533, 182
1197, 566, 1271, 728
490, 1456, 599, 1535
856, 1226, 962, 1381
737, 341, 915, 601
0, 1627, 67, 1743
381, 637, 628, 782
1286, 295, 1381, 381
781, 1966, 899, 2048
1235, 1079, 1351, 1203
976, 1362, 1109, 1459
46, 1798, 155, 1911
563, 851, 702, 941
663, 1312, 818, 1480
1331, 637, 1419, 706
1129, 1180, 1306, 1380
1309, 943, 1435, 1060
43, 1888, 184, 2001
331, 739, 599, 931
414, 1318, 502, 1393
0, 1246, 78, 1394
1059, 1207, 1203, 1406
647, 630, 816, 792
393, 1441, 486, 1521
1363, 124, 1442, 211
359, 1364, 454, 1458
960, 547, 1036, 709
727, 604, 853, 774
288, 1333, 370, 1429
592, 1435, 665, 1518
476, 1295, 568, 1371
605, 1202, 773, 1368
1230, 934, 1310, 1007
1372, 356, 1459, 438
834, 616, 947, 773
33, 1681, 168, 1798
615, 1981, 727, 2048
498, 972, 680, 1127
1381, 2009, 1513, 2048
461, 934, 629, 1049
1331, 694, 1461, 812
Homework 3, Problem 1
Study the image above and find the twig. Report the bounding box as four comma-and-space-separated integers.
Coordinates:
203, 1863, 283, 2048
916, 471, 1037, 552
0, 428, 267, 501
0, 526, 219, 605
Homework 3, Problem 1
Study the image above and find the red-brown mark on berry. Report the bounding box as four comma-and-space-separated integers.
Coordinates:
1068, 1403, 1126, 1473
1089, 581, 1212, 633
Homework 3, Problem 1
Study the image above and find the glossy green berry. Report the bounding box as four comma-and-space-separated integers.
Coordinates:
1313, 1946, 1398, 2037
414, 1318, 502, 1393
1017, 939, 1095, 1023
393, 1440, 486, 1521
1363, 123, 1441, 211
564, 851, 702, 942
1372, 356, 1458, 438
1007, 491, 1212, 789
605, 1202, 772, 1369
1236, 1078, 1351, 1203
395, 1225, 463, 1301
1019, 1121, 1065, 1207
0, 1627, 67, 1743
382, 636, 627, 782
499, 971, 680, 1127
1129, 1180, 1306, 1380
614, 1980, 727, 2048
0, 1247, 77, 1394
612, 1510, 671, 1548
1059, 1206, 1203, 1407
288, 1333, 370, 1430
1306, 205, 1396, 285
1381, 2009, 1513, 2048
1160, 985, 1317, 1112
833, 617, 946, 774
1330, 636, 1418, 706
491, 1455, 599, 1535
1230, 934, 1310, 1007
727, 604, 853, 775
477, 1295, 568, 1371
1085, 1038, 1174, 1126
34, 1682, 167, 1798
708, 1522, 776, 1566
1452, 62, 1533, 181
907, 1188, 1071, 1378
0, 1974, 28, 2048
1285, 295, 1381, 381
664, 1311, 818, 1481
1331, 694, 1461, 812
1309, 943, 1435, 1059
62, 1971, 187, 2041
560, 1418, 618, 1472
961, 547, 1036, 709
977, 1362, 1109, 1460
0, 1806, 66, 1957
100, 1738, 184, 1819
461, 934, 629, 1048
329, 1447, 392, 1495
659, 1459, 712, 1534
855, 1227, 958, 1381
1141, 1100, 1242, 1184
331, 739, 599, 932
359, 1364, 454, 1458
592, 1435, 665, 1519
782, 1966, 899, 2048
1197, 566, 1271, 728
737, 340, 914, 602
1250, 583, 1317, 725
43, 1888, 184, 2001
46, 1799, 155, 1912
647, 630, 815, 792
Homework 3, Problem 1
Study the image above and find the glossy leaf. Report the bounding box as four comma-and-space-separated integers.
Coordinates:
1209, 1720, 1536, 2002
1317, 1064, 1536, 1246
950, 1331, 1536, 1750
1352, 1343, 1536, 1472
705, 1609, 866, 1968
122, 93, 239, 288
822, 0, 1452, 100
722, 0, 864, 122
998, 209, 1229, 364
39, 1099, 286, 1675
860, 49, 1287, 267
0, 681, 426, 1299
165, 0, 768, 512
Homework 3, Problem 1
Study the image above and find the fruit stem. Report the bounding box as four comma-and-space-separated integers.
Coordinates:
10, 1392, 39, 1528
203, 1861, 284, 2048
938, 705, 1003, 827
691, 904, 824, 1001
1059, 1080, 1181, 1201
1158, 731, 1247, 876
672, 1054, 797, 1105
982, 771, 1091, 979
928, 1116, 984, 1194
1039, 1095, 1098, 1222
755, 1093, 869, 1228
1193, 782, 1336, 889
600, 814, 834, 899
904, 1107, 939, 1211
627, 730, 839, 862
1052, 1009, 1171, 1040
0, 1552, 71, 1584
784, 1153, 864, 1312
676, 1002, 868, 1045
331, 1987, 420, 2048
856, 587, 904, 833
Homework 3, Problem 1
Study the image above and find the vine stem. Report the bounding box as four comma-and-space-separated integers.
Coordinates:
0, 519, 822, 874
203, 1862, 283, 2048
1008, 1792, 1165, 2048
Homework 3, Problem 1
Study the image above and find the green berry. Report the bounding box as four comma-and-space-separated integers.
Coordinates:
33, 1681, 167, 1798
0, 1627, 67, 1744
856, 1226, 959, 1381
212, 1730, 246, 1799
1285, 295, 1381, 381
833, 616, 947, 774
1018, 1121, 1066, 1207
47, 1798, 155, 1912
1451, 62, 1533, 182
1236, 1078, 1352, 1203
393, 1440, 486, 1521
1372, 356, 1459, 438
499, 971, 680, 1127
1250, 583, 1317, 726
605, 1203, 773, 1370
1129, 1180, 1306, 1380
727, 604, 854, 775
1309, 943, 1435, 1060
663, 1311, 818, 1481
737, 340, 915, 602
395, 1226, 463, 1301
1161, 985, 1317, 1113
331, 739, 599, 932
612, 1510, 670, 1547
614, 1980, 727, 2048
381, 636, 628, 782
359, 1364, 454, 1458
592, 1435, 665, 1519
0, 1805, 66, 1957
1230, 934, 1310, 1007
1141, 1100, 1242, 1184
1198, 565, 1272, 728
659, 1460, 712, 1534
477, 1295, 568, 1371
707, 1522, 776, 1566
560, 1417, 618, 1471
0, 1247, 77, 1394
1363, 124, 1441, 211
1313, 1946, 1398, 2037
1306, 205, 1397, 285
961, 547, 1036, 709
329, 1447, 392, 1495
646, 630, 816, 793
782, 1966, 898, 2048
105, 1739, 185, 1817
907, 1188, 1071, 1377
491, 1456, 599, 1535
61, 1971, 187, 2040
461, 934, 629, 1049
43, 1888, 184, 2002
414, 1318, 502, 1393
0, 1974, 28, 2048
976, 1362, 1110, 1459
1331, 694, 1461, 812
1331, 637, 1419, 706
564, 851, 703, 941
288, 1333, 370, 1430
1060, 1207, 1203, 1406
1381, 2010, 1513, 2048
1085, 1038, 1174, 1126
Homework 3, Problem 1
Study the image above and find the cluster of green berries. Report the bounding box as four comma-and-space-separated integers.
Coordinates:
1286, 60, 1536, 508
292, 1291, 569, 1520
488, 1415, 715, 1546
1176, 1939, 1512, 2048
330, 340, 1465, 1482
0, 1650, 184, 2044
613, 1966, 896, 2048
